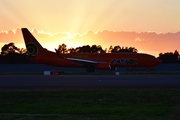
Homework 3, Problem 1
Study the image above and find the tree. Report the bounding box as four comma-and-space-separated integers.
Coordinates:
75, 45, 105, 53
57, 43, 67, 53
67, 47, 76, 53
58, 43, 138, 54
111, 45, 121, 53
78, 45, 91, 53
1, 43, 19, 56
173, 50, 179, 62
108, 45, 113, 53
91, 45, 98, 53
19, 48, 27, 54
97, 45, 105, 53
158, 50, 180, 63
110, 46, 138, 53
128, 47, 138, 53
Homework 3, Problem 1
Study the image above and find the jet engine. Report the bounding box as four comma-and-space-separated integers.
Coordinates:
96, 63, 111, 70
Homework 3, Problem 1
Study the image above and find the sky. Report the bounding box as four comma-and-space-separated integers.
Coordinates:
0, 0, 180, 57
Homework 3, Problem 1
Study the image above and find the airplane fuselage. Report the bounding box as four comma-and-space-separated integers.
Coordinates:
27, 49, 161, 70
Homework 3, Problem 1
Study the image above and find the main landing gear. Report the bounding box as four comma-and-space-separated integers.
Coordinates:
146, 67, 153, 72
86, 67, 95, 72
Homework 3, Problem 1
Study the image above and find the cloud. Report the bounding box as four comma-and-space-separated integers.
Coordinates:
135, 37, 142, 42
0, 28, 180, 57
65, 30, 180, 56
0, 28, 72, 51
0, 28, 22, 44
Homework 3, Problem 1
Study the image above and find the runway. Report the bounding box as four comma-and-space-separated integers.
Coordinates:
0, 75, 180, 89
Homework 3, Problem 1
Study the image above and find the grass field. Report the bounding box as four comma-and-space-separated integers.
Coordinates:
0, 89, 180, 120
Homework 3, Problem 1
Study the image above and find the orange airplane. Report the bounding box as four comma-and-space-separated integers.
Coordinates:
21, 28, 162, 72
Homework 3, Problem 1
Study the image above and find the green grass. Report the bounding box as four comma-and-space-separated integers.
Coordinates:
0, 89, 180, 119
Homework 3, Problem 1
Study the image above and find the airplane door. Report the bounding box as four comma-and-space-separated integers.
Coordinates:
44, 56, 47, 63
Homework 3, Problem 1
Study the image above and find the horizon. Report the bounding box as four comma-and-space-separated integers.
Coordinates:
1, 0, 180, 57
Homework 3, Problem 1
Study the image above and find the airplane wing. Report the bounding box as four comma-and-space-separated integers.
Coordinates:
55, 49, 103, 66
66, 57, 98, 66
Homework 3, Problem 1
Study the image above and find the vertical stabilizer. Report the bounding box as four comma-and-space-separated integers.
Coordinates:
21, 28, 44, 56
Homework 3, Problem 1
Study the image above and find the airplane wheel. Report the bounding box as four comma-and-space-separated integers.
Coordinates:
86, 68, 90, 72
90, 67, 95, 72
86, 68, 94, 72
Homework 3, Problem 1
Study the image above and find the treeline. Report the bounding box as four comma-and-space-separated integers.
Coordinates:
57, 44, 138, 53
0, 42, 180, 64
158, 50, 180, 63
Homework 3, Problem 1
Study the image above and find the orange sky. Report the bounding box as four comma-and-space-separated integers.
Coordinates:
1, 0, 180, 57
1, 28, 180, 57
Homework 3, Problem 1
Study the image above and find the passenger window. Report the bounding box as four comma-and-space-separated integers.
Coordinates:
150, 56, 155, 59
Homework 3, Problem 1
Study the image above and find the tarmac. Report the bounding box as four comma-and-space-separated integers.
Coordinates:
1, 63, 180, 73
0, 75, 180, 89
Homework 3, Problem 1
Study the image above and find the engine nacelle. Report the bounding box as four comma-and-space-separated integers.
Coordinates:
96, 63, 111, 70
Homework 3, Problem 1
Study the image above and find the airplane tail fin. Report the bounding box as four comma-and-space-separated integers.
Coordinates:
21, 28, 44, 56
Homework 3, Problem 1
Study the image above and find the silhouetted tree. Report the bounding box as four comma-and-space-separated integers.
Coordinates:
1, 43, 19, 56
57, 43, 67, 53
104, 48, 107, 53
108, 45, 113, 53
174, 50, 179, 63
67, 47, 76, 53
78, 45, 91, 53
158, 50, 179, 63
128, 47, 138, 53
65, 44, 138, 53
19, 48, 27, 54
70, 45, 105, 53
1, 42, 27, 56
111, 45, 121, 52
91, 45, 98, 53
97, 45, 105, 53
110, 46, 138, 53
0, 42, 35, 64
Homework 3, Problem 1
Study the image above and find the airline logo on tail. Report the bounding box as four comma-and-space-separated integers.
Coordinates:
26, 42, 38, 55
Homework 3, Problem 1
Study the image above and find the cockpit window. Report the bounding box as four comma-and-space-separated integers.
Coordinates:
150, 56, 155, 59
